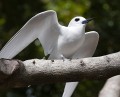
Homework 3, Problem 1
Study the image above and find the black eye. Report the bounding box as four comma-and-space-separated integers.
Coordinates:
75, 18, 80, 22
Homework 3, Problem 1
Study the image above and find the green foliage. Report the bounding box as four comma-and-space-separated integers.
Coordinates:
0, 0, 120, 97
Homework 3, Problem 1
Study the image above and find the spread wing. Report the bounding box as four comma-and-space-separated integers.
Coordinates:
0, 10, 60, 59
72, 31, 99, 59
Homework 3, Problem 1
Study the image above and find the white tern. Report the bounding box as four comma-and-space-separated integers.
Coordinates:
0, 10, 99, 97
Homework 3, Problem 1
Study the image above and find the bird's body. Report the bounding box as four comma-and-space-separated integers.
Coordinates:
0, 10, 99, 97
57, 26, 85, 58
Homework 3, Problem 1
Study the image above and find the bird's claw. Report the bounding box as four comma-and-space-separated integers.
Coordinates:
42, 54, 50, 60
61, 55, 71, 61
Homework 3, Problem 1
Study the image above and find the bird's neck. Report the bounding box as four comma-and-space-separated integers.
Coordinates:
69, 24, 86, 30
70, 25, 86, 34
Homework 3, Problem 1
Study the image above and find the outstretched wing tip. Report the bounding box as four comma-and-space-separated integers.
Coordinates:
47, 10, 56, 12
40, 10, 56, 15
0, 10, 58, 59
86, 31, 99, 39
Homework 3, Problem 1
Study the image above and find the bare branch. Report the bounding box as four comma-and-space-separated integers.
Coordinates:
99, 75, 120, 97
0, 51, 120, 88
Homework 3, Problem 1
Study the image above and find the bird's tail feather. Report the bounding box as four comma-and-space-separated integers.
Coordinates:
62, 82, 79, 97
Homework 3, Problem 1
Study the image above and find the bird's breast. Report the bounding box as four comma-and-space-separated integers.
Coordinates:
57, 32, 85, 58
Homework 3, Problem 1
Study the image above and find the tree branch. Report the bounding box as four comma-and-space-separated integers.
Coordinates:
0, 51, 120, 88
99, 75, 120, 97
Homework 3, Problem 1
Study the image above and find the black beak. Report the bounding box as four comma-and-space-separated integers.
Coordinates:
82, 18, 94, 24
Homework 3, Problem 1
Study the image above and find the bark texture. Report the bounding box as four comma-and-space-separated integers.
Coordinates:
0, 52, 120, 88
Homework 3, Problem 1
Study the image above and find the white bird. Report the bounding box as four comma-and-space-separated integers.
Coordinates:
0, 10, 99, 97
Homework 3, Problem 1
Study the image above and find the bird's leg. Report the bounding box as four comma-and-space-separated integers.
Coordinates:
43, 54, 50, 60
61, 55, 70, 61
61, 55, 65, 61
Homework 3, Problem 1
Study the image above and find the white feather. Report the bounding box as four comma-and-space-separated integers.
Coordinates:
62, 82, 79, 97
0, 10, 60, 58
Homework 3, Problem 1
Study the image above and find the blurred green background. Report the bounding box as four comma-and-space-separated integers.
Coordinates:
0, 0, 120, 97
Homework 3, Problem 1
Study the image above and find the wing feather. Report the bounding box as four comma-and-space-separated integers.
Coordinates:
0, 10, 60, 59
72, 31, 99, 59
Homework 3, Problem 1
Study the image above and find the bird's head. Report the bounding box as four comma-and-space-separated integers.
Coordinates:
68, 16, 93, 27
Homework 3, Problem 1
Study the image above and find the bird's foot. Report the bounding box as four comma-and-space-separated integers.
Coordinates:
61, 55, 71, 61
42, 54, 50, 60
